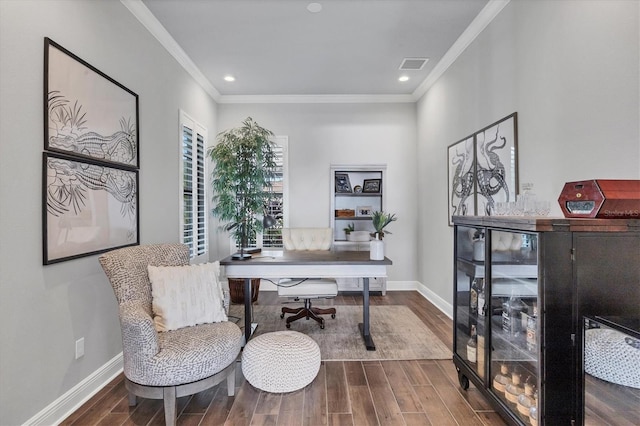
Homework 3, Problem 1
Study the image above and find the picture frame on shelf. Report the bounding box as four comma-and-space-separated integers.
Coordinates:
44, 37, 139, 169
335, 173, 352, 193
356, 206, 373, 217
362, 179, 381, 193
43, 152, 139, 264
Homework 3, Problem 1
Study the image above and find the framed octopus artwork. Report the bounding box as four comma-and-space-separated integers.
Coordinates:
447, 135, 476, 226
447, 112, 518, 225
474, 112, 518, 217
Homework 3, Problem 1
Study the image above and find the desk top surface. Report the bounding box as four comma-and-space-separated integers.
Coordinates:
219, 250, 392, 266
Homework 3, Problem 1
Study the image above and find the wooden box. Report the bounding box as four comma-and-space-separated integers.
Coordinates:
335, 209, 355, 217
558, 179, 640, 218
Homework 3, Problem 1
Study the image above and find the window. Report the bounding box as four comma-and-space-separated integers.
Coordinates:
180, 111, 207, 258
263, 136, 288, 248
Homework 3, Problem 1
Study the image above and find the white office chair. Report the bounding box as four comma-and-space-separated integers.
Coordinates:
278, 228, 338, 329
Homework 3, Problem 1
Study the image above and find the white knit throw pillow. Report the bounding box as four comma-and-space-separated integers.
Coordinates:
148, 261, 227, 332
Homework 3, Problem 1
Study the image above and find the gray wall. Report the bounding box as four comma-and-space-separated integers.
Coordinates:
216, 103, 418, 283
416, 0, 640, 307
0, 1, 217, 424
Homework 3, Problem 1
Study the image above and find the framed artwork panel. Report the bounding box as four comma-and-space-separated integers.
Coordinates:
362, 178, 381, 193
43, 152, 139, 264
44, 37, 139, 169
474, 112, 518, 216
335, 173, 352, 193
447, 135, 476, 226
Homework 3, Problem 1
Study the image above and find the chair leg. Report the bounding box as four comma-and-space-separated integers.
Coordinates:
128, 392, 137, 407
227, 366, 236, 396
163, 386, 177, 426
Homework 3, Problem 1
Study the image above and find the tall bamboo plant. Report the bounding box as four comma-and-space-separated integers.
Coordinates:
208, 117, 276, 257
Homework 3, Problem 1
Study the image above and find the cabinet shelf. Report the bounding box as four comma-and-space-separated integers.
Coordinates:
335, 216, 372, 221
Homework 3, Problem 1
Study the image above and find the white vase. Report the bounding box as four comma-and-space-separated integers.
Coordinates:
370, 238, 384, 260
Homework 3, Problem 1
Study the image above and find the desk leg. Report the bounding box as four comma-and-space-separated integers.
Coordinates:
244, 278, 251, 345
358, 277, 376, 351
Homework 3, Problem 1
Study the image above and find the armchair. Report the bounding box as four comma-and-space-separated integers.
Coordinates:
278, 228, 338, 329
99, 244, 242, 426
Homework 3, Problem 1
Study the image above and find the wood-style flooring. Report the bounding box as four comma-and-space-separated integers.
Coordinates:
60, 291, 509, 425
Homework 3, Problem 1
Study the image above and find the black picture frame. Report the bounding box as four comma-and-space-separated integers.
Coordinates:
44, 37, 139, 169
335, 173, 352, 193
362, 179, 381, 193
446, 112, 518, 225
447, 135, 476, 226
474, 112, 518, 216
43, 152, 139, 264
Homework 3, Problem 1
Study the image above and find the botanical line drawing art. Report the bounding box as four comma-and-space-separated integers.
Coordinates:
48, 91, 137, 166
449, 137, 475, 220
43, 153, 138, 264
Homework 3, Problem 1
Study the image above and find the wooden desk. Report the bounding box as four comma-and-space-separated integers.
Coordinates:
220, 250, 392, 350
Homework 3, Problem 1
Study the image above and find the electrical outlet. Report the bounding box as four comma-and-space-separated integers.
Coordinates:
75, 337, 85, 359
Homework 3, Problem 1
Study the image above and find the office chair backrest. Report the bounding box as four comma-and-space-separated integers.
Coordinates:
282, 228, 333, 251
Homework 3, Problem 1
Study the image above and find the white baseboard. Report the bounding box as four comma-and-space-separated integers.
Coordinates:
23, 353, 123, 426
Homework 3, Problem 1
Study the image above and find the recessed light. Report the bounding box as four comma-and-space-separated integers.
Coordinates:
224, 75, 235, 82
307, 2, 322, 13
398, 76, 409, 82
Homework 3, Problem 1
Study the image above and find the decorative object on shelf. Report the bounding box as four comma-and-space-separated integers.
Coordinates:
371, 211, 397, 240
335, 209, 355, 217
471, 228, 485, 261
356, 205, 372, 217
343, 223, 354, 239
369, 233, 384, 260
362, 179, 381, 193
353, 185, 362, 193
208, 117, 277, 260
335, 173, 352, 193
228, 278, 261, 304
447, 112, 518, 225
43, 38, 140, 264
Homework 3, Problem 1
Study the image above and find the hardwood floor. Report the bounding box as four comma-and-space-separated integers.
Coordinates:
60, 291, 508, 426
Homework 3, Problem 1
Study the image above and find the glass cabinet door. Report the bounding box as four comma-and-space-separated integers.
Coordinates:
488, 230, 539, 425
454, 225, 486, 381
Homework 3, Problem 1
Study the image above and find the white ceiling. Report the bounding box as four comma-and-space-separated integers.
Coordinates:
130, 0, 502, 102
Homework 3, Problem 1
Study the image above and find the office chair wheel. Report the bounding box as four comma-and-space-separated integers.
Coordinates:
331, 314, 336, 319
286, 323, 291, 329
320, 323, 325, 329
280, 313, 285, 319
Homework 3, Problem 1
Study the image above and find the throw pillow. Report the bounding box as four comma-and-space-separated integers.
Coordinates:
148, 261, 227, 332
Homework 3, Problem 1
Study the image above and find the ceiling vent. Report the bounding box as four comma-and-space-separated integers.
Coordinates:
399, 57, 429, 70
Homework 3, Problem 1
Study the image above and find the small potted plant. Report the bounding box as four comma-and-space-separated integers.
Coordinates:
371, 211, 397, 240
343, 223, 354, 240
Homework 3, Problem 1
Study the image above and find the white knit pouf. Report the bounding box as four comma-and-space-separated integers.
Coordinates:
585, 328, 640, 389
241, 331, 321, 393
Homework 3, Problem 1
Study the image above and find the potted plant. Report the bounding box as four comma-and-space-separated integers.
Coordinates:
343, 223, 354, 240
371, 211, 397, 240
208, 117, 276, 258
208, 117, 276, 301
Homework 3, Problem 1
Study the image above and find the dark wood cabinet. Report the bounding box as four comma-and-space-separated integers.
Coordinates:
452, 216, 639, 425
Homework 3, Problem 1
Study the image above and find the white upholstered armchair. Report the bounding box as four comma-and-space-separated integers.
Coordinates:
99, 244, 242, 426
278, 228, 338, 329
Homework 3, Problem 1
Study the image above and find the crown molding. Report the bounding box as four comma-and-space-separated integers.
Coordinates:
122, 0, 509, 105
217, 94, 416, 104
412, 0, 511, 100
120, 0, 221, 102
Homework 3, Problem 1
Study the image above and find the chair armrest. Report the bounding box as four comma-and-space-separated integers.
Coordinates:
119, 302, 159, 360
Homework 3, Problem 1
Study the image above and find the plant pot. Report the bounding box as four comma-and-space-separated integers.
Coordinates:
228, 278, 261, 304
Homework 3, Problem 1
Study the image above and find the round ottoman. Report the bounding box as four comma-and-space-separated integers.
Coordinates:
585, 328, 640, 388
241, 331, 321, 393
